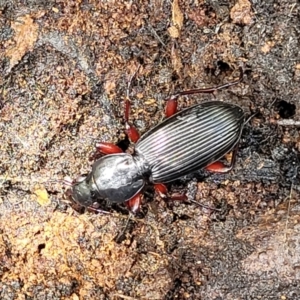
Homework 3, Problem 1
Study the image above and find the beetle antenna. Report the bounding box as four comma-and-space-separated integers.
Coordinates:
126, 64, 141, 99
124, 65, 142, 143
124, 64, 141, 123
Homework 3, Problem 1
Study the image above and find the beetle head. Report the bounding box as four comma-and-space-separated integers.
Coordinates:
70, 154, 145, 207
71, 173, 98, 208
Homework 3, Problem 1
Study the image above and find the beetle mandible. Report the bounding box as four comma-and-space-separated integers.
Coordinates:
71, 68, 245, 213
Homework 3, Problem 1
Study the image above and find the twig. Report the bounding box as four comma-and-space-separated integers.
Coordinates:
277, 119, 300, 127
284, 183, 293, 242
113, 294, 138, 300
147, 22, 166, 48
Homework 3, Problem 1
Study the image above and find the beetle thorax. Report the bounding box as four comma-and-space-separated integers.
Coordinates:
90, 153, 146, 203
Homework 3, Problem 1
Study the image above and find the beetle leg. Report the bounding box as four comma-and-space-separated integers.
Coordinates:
165, 97, 178, 117
205, 145, 239, 173
124, 98, 140, 143
175, 67, 243, 98
95, 142, 123, 154
165, 67, 243, 118
125, 193, 142, 213
154, 183, 168, 198
154, 183, 187, 201
125, 123, 140, 143
169, 193, 188, 201
93, 97, 140, 157
205, 161, 232, 173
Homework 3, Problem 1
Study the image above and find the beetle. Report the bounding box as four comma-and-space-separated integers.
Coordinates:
70, 68, 245, 213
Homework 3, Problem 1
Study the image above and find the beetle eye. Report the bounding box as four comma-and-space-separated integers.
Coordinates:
75, 174, 87, 183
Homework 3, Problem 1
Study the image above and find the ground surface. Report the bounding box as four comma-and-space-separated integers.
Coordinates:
1, 0, 300, 299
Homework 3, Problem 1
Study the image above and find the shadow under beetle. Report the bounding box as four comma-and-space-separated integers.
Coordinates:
70, 68, 245, 213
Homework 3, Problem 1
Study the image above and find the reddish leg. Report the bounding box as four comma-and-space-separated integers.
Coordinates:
155, 183, 221, 210
93, 99, 139, 158
154, 183, 187, 201
125, 185, 186, 214
154, 183, 168, 198
165, 67, 243, 118
90, 142, 123, 161
205, 145, 239, 173
93, 67, 141, 160
95, 142, 123, 155
205, 161, 232, 173
174, 67, 242, 98
165, 98, 178, 118
125, 193, 142, 213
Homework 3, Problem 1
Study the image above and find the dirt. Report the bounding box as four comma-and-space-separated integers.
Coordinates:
0, 0, 300, 299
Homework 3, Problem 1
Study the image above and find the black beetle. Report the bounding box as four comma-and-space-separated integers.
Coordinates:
71, 68, 245, 213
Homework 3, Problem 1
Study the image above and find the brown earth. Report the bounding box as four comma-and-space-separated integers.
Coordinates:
0, 1, 300, 299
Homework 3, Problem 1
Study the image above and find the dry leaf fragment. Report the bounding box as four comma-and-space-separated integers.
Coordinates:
104, 79, 116, 95
168, 0, 184, 38
168, 26, 180, 38
5, 15, 39, 71
172, 0, 184, 29
33, 185, 50, 206
144, 98, 156, 105
188, 7, 217, 28
261, 41, 275, 54
230, 0, 253, 25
